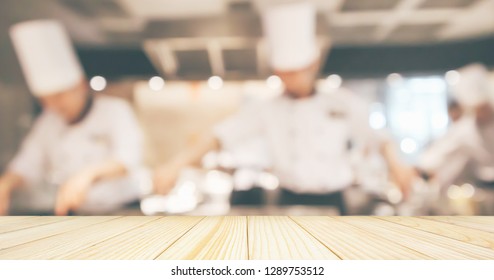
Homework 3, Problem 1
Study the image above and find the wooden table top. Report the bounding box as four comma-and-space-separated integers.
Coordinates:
0, 216, 493, 260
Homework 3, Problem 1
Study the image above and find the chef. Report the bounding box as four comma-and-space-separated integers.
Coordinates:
418, 64, 494, 187
153, 2, 414, 214
0, 20, 144, 215
418, 64, 494, 189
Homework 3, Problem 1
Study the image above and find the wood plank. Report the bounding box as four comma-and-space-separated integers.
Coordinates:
156, 216, 248, 260
336, 217, 494, 259
0, 216, 32, 223
0, 216, 118, 250
0, 216, 73, 234
64, 216, 203, 259
0, 216, 492, 260
0, 216, 160, 259
379, 216, 494, 250
248, 216, 339, 260
450, 216, 494, 223
422, 217, 494, 233
291, 216, 431, 259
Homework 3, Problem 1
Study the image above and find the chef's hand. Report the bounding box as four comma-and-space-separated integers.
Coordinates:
393, 165, 419, 199
0, 173, 23, 216
153, 162, 182, 195
55, 170, 95, 216
0, 185, 12, 216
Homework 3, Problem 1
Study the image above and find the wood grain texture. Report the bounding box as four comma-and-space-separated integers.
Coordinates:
64, 216, 203, 259
0, 216, 116, 250
422, 216, 494, 233
156, 216, 248, 260
336, 216, 494, 259
0, 216, 73, 234
0, 216, 493, 260
0, 216, 159, 259
379, 216, 494, 250
248, 216, 339, 259
291, 216, 431, 259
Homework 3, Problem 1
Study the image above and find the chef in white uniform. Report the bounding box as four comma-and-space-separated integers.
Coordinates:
418, 64, 494, 187
0, 20, 144, 215
153, 2, 414, 214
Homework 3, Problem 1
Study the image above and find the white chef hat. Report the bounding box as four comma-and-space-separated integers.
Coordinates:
10, 20, 84, 97
451, 63, 493, 109
262, 1, 319, 71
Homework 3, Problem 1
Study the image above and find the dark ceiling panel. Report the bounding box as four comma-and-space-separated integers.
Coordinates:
324, 36, 494, 77
419, 0, 480, 9
76, 48, 158, 79
223, 48, 257, 73
175, 49, 212, 78
228, 0, 254, 12
104, 31, 145, 46
59, 0, 128, 17
341, 0, 400, 12
145, 13, 262, 39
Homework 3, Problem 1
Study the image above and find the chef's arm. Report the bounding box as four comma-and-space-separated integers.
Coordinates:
80, 159, 129, 184
153, 132, 221, 195
0, 172, 24, 191
380, 140, 418, 196
0, 172, 24, 215
54, 159, 129, 216
418, 147, 470, 189
153, 101, 262, 195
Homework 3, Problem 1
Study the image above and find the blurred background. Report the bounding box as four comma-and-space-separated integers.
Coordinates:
1, 0, 494, 216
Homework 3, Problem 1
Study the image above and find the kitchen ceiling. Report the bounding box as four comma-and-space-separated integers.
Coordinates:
0, 0, 490, 46
52, 0, 494, 46
0, 0, 493, 80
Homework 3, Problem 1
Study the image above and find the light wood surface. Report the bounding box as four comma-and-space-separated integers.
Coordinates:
248, 216, 339, 259
0, 216, 493, 260
156, 216, 248, 260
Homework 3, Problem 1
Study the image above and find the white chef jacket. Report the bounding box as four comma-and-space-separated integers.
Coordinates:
8, 95, 144, 213
214, 89, 378, 194
419, 115, 494, 187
